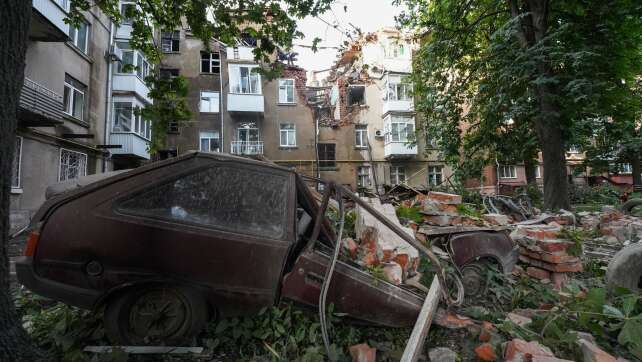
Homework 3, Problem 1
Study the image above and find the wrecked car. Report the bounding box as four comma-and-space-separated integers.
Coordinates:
16, 152, 514, 345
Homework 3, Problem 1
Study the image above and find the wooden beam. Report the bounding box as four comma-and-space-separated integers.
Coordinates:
400, 276, 442, 362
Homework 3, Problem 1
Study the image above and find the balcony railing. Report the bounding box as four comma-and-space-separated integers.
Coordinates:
18, 77, 64, 126
231, 141, 264, 155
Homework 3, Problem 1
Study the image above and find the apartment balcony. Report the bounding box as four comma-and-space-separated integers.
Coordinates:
227, 93, 265, 113
231, 141, 264, 155
109, 133, 150, 160
384, 142, 418, 159
115, 24, 133, 40
18, 77, 64, 127
226, 46, 255, 62
112, 74, 152, 103
383, 99, 414, 115
30, 0, 69, 41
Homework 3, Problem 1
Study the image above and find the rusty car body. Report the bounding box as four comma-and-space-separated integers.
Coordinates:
16, 152, 515, 344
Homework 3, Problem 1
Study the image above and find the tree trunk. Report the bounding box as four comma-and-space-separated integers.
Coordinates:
0, 1, 44, 361
630, 151, 641, 192
524, 157, 537, 185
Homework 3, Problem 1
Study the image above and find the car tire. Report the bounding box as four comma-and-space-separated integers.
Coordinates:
104, 285, 208, 346
622, 199, 642, 215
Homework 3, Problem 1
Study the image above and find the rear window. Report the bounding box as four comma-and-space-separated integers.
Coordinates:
117, 166, 289, 239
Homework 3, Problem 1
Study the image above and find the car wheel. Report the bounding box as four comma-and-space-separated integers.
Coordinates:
104, 285, 208, 345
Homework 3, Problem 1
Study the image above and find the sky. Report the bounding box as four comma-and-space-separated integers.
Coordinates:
293, 0, 403, 75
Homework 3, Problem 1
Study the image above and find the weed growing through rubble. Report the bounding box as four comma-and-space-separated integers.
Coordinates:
455, 203, 484, 219
395, 205, 423, 224
557, 227, 594, 257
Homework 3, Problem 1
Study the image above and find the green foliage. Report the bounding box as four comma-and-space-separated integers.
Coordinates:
456, 204, 483, 219
366, 264, 385, 283
569, 184, 620, 206
395, 205, 423, 224
557, 227, 593, 257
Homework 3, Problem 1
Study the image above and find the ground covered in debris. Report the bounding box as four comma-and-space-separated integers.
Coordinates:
11, 186, 642, 361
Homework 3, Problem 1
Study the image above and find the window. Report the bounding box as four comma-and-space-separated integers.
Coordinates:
535, 165, 542, 178
12, 137, 22, 189
161, 31, 180, 52
201, 52, 220, 73
355, 125, 368, 148
55, 0, 69, 11
620, 163, 633, 174
387, 81, 411, 101
317, 143, 336, 169
59, 149, 87, 182
386, 116, 415, 143
113, 102, 151, 139
199, 91, 220, 113
428, 166, 443, 186
568, 145, 580, 153
385, 43, 405, 58
348, 85, 365, 106
499, 165, 517, 179
357, 166, 371, 188
391, 166, 406, 185
69, 21, 89, 53
160, 68, 179, 79
279, 123, 296, 147
117, 166, 289, 239
229, 64, 261, 94
116, 42, 150, 78
63, 75, 86, 121
278, 79, 295, 103
120, 3, 135, 24
199, 132, 220, 152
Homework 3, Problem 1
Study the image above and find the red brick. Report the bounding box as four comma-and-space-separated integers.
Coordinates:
531, 357, 575, 362
519, 255, 583, 273
475, 343, 498, 361
519, 247, 579, 264
505, 339, 555, 362
427, 191, 462, 205
423, 200, 460, 215
422, 214, 461, 226
479, 321, 496, 342
433, 308, 475, 329
342, 238, 358, 258
526, 267, 551, 280
349, 343, 376, 362
578, 339, 617, 362
484, 213, 510, 226
393, 253, 410, 273
536, 239, 574, 253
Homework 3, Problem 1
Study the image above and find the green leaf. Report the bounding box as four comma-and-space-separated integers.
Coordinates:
618, 318, 642, 359
622, 295, 639, 317
603, 305, 625, 319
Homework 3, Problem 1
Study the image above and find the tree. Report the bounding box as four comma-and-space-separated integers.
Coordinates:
397, 0, 642, 210
0, 0, 332, 359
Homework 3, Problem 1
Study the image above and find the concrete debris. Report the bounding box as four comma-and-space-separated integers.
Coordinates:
505, 312, 532, 327
578, 338, 618, 362
428, 347, 458, 362
349, 343, 376, 362
353, 197, 419, 284
606, 242, 642, 291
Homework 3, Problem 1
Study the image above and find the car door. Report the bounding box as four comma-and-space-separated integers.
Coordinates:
88, 157, 296, 315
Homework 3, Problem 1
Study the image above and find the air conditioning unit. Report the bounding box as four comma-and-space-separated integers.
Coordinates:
374, 129, 384, 138
108, 44, 123, 62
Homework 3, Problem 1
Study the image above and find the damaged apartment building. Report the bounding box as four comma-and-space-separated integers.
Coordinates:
11, 0, 154, 231
308, 28, 453, 192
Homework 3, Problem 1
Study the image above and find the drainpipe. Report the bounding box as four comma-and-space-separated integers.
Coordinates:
102, 20, 115, 172
315, 106, 321, 180
218, 45, 224, 153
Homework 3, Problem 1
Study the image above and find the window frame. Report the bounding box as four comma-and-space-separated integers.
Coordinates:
317, 143, 336, 170
120, 2, 135, 25
498, 165, 517, 179
228, 64, 262, 95
278, 79, 296, 104
279, 123, 296, 147
112, 99, 151, 140
355, 125, 368, 148
63, 76, 86, 121
391, 166, 406, 185
200, 52, 221, 74
535, 165, 542, 179
199, 131, 220, 153
58, 148, 88, 182
385, 115, 415, 144
11, 136, 23, 190
428, 165, 443, 186
357, 166, 371, 188
68, 21, 89, 54
199, 91, 220, 113
161, 30, 180, 53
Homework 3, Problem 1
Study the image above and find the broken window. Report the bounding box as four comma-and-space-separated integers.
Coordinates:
117, 166, 289, 239
229, 64, 261, 94
347, 85, 365, 106
317, 143, 336, 169
428, 166, 443, 186
161, 30, 180, 52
